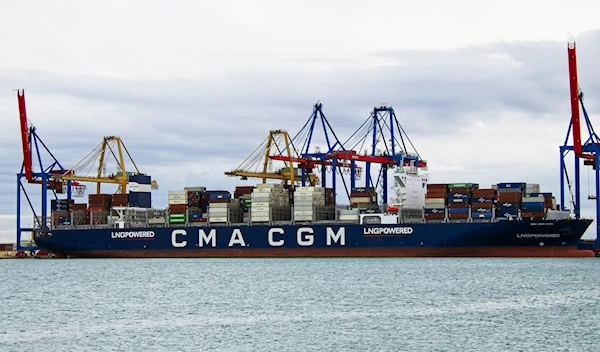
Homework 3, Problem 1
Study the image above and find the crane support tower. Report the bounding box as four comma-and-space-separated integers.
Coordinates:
15, 90, 76, 251
559, 42, 600, 256
327, 105, 427, 206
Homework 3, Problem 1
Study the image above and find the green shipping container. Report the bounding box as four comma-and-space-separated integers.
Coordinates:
447, 183, 477, 189
168, 214, 186, 223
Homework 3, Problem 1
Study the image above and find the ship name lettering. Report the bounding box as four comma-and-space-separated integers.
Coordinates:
199, 229, 217, 247
228, 229, 246, 247
111, 231, 155, 239
327, 227, 346, 246
363, 227, 414, 235
297, 227, 314, 246
268, 228, 284, 247
516, 233, 561, 238
171, 229, 187, 247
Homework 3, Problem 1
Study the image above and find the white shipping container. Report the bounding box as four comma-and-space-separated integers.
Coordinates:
251, 216, 271, 222
168, 199, 187, 205
425, 198, 446, 205
168, 190, 187, 195
294, 201, 319, 207
208, 208, 228, 215
252, 205, 271, 213
350, 197, 371, 203
294, 215, 314, 221
249, 201, 270, 208
339, 214, 360, 221
129, 182, 153, 193
339, 209, 360, 216
209, 217, 228, 223
148, 217, 166, 224
294, 210, 314, 216
294, 195, 325, 202
168, 194, 187, 201
294, 205, 313, 211
209, 203, 229, 208
251, 210, 270, 217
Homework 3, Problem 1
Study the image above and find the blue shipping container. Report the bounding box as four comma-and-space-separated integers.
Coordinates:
129, 174, 151, 185
190, 213, 201, 219
497, 182, 526, 189
448, 207, 469, 214
522, 201, 545, 209
472, 207, 493, 213
424, 208, 445, 214
529, 192, 553, 198
471, 196, 494, 203
129, 192, 152, 208
472, 212, 493, 219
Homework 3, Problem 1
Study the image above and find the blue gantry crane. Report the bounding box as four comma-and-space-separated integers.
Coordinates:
15, 90, 84, 252
326, 104, 427, 206
271, 102, 360, 203
559, 43, 600, 256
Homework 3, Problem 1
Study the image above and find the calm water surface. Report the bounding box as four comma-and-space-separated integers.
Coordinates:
1, 258, 600, 351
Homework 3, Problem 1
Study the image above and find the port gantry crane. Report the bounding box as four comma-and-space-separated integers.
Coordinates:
15, 90, 157, 251
16, 89, 76, 251
270, 102, 361, 204
560, 42, 600, 256
224, 130, 320, 185
326, 104, 427, 208
53, 136, 159, 194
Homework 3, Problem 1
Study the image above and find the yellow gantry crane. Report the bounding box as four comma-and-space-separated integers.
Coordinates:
225, 130, 320, 185
53, 136, 158, 194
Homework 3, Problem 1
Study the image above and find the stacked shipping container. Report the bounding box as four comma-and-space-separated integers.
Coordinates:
293, 186, 335, 222
424, 184, 447, 221
250, 184, 291, 222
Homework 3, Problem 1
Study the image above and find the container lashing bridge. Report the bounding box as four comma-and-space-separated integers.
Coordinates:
560, 42, 600, 256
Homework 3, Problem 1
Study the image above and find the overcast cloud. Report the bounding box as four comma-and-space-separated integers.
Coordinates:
0, 1, 599, 243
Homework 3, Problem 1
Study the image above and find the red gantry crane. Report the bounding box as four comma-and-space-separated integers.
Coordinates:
559, 42, 600, 256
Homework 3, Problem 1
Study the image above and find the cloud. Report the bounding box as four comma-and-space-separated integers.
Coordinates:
1, 30, 600, 243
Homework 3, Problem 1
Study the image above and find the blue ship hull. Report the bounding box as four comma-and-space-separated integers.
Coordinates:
34, 218, 594, 258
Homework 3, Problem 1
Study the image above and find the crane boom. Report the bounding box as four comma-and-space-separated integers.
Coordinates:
17, 90, 33, 181
568, 42, 583, 156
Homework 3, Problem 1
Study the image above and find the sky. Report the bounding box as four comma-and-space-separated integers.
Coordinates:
1, 0, 600, 243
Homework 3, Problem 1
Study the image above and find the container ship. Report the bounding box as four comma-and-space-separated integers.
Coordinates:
18, 42, 600, 258
32, 168, 594, 258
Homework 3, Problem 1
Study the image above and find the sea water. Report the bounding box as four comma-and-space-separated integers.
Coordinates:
1, 258, 600, 351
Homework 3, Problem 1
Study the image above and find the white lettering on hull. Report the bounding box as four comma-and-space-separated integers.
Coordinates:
516, 233, 561, 238
171, 229, 187, 247
168, 227, 349, 248
111, 231, 155, 239
363, 227, 414, 235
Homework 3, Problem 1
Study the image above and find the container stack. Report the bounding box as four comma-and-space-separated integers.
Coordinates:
325, 188, 335, 206
128, 174, 152, 208
207, 191, 242, 223
70, 203, 89, 225
89, 194, 112, 211
521, 195, 545, 219
495, 182, 525, 219
349, 187, 379, 213
470, 188, 496, 221
424, 184, 447, 221
530, 192, 556, 211
110, 193, 130, 207
447, 183, 477, 221
293, 186, 334, 221
50, 199, 73, 226
250, 183, 291, 222
186, 187, 207, 223
234, 186, 255, 222
168, 190, 188, 224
